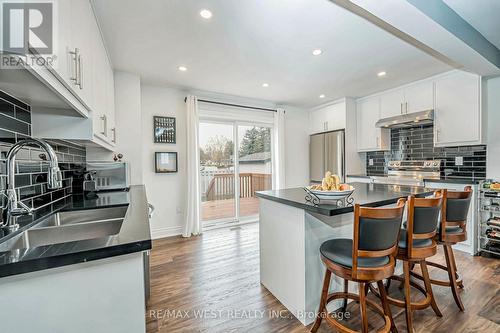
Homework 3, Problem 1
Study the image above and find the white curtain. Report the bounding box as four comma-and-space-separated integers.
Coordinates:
273, 108, 286, 189
183, 95, 202, 237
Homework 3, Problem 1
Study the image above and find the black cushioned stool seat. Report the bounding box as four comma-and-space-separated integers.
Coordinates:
320, 239, 390, 268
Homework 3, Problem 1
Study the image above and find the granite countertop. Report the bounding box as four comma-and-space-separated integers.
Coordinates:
346, 174, 483, 184
0, 185, 151, 278
256, 182, 433, 216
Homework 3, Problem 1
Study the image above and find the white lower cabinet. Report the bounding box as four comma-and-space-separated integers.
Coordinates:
424, 182, 478, 255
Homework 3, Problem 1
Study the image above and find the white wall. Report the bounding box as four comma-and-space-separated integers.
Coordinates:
88, 82, 310, 238
282, 105, 309, 187
487, 76, 500, 179
141, 85, 187, 237
86, 71, 144, 185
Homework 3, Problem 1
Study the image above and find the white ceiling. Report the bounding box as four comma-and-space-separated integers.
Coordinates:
444, 0, 500, 51
93, 0, 452, 107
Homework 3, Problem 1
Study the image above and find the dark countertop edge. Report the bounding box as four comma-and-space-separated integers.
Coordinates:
422, 178, 482, 184
256, 188, 433, 217
347, 174, 482, 185
346, 174, 372, 179
0, 240, 152, 278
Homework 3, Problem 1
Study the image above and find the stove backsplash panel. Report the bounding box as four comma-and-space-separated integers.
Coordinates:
366, 124, 486, 180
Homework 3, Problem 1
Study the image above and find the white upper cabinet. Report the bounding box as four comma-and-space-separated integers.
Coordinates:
106, 62, 116, 144
434, 71, 482, 147
53, 0, 72, 87
70, 0, 95, 109
380, 90, 404, 118
32, 0, 116, 150
52, 0, 94, 110
310, 107, 328, 134
404, 81, 433, 114
91, 17, 109, 141
356, 96, 390, 152
309, 100, 346, 134
379, 81, 433, 118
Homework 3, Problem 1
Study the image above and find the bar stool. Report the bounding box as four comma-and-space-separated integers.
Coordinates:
410, 186, 472, 311
372, 193, 444, 333
311, 199, 406, 333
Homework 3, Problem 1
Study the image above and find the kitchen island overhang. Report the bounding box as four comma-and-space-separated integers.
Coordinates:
256, 182, 433, 326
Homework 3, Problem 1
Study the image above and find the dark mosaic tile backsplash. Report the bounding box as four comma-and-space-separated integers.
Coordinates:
366, 125, 486, 180
0, 90, 86, 214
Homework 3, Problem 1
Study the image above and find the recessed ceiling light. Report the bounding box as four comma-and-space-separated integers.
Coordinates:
377, 71, 386, 77
319, 94, 325, 99
178, 66, 187, 72
200, 9, 213, 19
312, 49, 323, 56
262, 83, 269, 88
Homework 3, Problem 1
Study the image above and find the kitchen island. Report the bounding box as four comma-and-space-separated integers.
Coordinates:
256, 182, 432, 326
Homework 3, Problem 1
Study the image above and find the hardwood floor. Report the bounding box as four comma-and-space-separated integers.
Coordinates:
201, 197, 259, 221
146, 223, 500, 333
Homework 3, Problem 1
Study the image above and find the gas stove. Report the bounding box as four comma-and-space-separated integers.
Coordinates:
373, 160, 442, 186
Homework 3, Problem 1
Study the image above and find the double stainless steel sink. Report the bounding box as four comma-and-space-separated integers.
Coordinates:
0, 206, 128, 252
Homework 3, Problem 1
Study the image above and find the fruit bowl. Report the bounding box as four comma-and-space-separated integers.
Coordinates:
307, 185, 355, 200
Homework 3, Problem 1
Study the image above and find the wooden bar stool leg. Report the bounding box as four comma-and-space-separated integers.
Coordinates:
444, 244, 465, 311
311, 269, 331, 333
359, 282, 369, 333
420, 260, 442, 317
403, 261, 414, 333
377, 280, 398, 333
341, 279, 348, 312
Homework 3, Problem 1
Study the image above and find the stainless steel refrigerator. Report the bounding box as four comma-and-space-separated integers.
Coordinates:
309, 130, 345, 183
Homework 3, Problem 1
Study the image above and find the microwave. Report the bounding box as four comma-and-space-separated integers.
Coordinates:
86, 162, 130, 191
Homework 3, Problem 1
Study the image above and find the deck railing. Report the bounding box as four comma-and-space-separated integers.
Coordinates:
204, 172, 272, 201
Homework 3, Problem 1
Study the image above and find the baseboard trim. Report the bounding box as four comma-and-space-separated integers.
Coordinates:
452, 242, 473, 255
151, 226, 182, 239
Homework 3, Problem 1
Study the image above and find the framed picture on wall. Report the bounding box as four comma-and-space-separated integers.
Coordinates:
154, 116, 176, 143
155, 152, 178, 173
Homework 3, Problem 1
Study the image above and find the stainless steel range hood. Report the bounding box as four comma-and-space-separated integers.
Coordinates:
375, 110, 434, 129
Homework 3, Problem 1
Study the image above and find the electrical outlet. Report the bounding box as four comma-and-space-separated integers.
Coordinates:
369, 159, 374, 166
455, 156, 463, 166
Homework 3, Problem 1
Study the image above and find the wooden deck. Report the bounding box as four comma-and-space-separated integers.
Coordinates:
146, 223, 500, 333
201, 197, 260, 221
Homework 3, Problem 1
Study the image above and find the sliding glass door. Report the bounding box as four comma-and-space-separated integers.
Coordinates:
199, 121, 273, 226
237, 125, 272, 219
199, 122, 236, 222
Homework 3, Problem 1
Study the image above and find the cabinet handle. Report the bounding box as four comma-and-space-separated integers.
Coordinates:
111, 128, 116, 143
69, 48, 79, 84
376, 136, 379, 147
100, 115, 107, 136
400, 103, 403, 115
405, 102, 408, 114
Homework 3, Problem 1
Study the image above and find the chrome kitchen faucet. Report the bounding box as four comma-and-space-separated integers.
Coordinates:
0, 138, 62, 232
